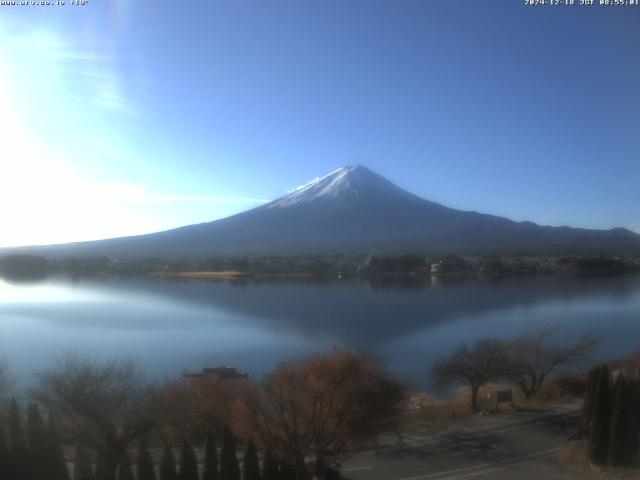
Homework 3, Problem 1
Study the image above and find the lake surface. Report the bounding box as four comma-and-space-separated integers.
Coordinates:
1, 274, 640, 393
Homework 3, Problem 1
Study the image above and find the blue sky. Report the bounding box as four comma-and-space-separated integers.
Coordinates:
1, 0, 638, 247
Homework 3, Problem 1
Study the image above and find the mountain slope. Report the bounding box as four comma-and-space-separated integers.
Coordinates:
7, 166, 640, 258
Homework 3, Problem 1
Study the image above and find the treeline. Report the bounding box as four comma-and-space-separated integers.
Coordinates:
37, 255, 367, 277
0, 255, 49, 280
15, 254, 429, 278
432, 255, 640, 277
0, 350, 404, 480
367, 255, 426, 275
556, 256, 635, 276
1, 254, 638, 280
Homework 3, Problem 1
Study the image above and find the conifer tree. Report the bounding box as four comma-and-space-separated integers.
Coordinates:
242, 439, 260, 480
28, 403, 48, 480
588, 365, 611, 465
608, 374, 640, 466
578, 367, 599, 437
10, 398, 26, 451
137, 441, 157, 480
0, 427, 10, 480
179, 441, 199, 480
74, 445, 95, 480
608, 374, 628, 466
220, 427, 240, 480
261, 447, 278, 480
27, 403, 47, 453
628, 379, 640, 460
10, 398, 28, 480
117, 453, 135, 480
202, 431, 218, 480
47, 413, 71, 480
323, 467, 342, 480
95, 454, 117, 480
160, 444, 178, 480
277, 461, 295, 480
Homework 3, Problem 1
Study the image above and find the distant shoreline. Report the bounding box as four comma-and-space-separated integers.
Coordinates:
149, 270, 316, 279
1, 253, 639, 281
150, 270, 245, 279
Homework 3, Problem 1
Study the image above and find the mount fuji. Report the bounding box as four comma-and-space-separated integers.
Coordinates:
8, 166, 640, 259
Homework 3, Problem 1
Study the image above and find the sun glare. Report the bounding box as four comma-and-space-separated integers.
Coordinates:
0, 27, 171, 247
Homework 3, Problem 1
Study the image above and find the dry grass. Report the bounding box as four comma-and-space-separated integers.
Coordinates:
403, 377, 585, 424
403, 384, 520, 423
558, 444, 640, 480
402, 392, 469, 423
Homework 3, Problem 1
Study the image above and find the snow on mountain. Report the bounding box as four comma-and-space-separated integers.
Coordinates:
266, 165, 418, 208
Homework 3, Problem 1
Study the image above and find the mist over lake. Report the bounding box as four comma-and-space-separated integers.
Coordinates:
1, 274, 640, 394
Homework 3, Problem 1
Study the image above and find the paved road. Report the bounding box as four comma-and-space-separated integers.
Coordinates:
341, 406, 589, 480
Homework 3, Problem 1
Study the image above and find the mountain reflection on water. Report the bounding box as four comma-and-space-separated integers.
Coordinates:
1, 274, 639, 393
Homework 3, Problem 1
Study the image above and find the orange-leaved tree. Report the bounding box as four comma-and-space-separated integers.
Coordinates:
157, 374, 242, 442
232, 349, 404, 479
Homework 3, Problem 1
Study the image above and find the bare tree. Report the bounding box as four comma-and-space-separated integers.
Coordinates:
504, 329, 596, 399
232, 349, 404, 479
432, 340, 507, 413
33, 354, 160, 480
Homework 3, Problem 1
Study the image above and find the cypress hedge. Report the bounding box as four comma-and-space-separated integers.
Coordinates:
160, 444, 178, 480
582, 365, 640, 467
242, 439, 260, 480
578, 367, 599, 438
74, 445, 95, 480
278, 461, 295, 480
117, 453, 135, 480
27, 403, 48, 480
202, 431, 218, 480
10, 399, 28, 480
137, 442, 157, 480
47, 413, 71, 480
0, 427, 10, 479
220, 427, 240, 480
261, 447, 278, 480
588, 365, 611, 465
627, 379, 640, 461
178, 441, 199, 480
608, 374, 640, 466
607, 373, 628, 466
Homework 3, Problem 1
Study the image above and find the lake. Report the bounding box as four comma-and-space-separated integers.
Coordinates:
1, 274, 640, 394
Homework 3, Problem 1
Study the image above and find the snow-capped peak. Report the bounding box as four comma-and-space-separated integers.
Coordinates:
266, 165, 412, 209
286, 166, 350, 194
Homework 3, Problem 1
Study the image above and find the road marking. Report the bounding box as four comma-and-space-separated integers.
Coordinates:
393, 447, 561, 480
342, 466, 373, 472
